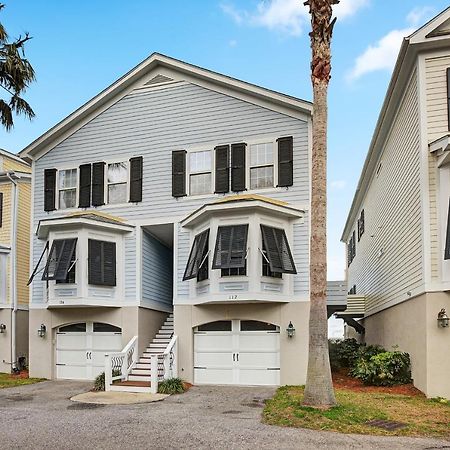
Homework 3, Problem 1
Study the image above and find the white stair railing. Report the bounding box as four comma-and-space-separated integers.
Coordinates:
104, 336, 138, 391
149, 334, 178, 394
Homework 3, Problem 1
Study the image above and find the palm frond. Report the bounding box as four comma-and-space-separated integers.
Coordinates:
9, 93, 34, 119
0, 98, 13, 130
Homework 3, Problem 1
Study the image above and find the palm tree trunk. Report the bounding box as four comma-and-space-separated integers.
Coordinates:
302, 0, 338, 408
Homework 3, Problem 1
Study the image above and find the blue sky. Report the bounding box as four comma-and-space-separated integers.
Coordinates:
1, 0, 449, 282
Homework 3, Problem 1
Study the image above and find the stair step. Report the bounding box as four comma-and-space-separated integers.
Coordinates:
161, 325, 173, 330
148, 343, 168, 348
135, 363, 152, 369
144, 349, 165, 354
158, 330, 173, 335
109, 380, 153, 393
131, 369, 152, 376
128, 374, 152, 382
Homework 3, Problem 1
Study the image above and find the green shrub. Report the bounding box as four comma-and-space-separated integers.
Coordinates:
350, 351, 412, 386
158, 377, 185, 394
93, 370, 121, 391
328, 338, 361, 370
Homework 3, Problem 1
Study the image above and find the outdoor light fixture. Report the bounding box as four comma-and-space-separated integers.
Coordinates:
437, 309, 449, 328
0, 323, 5, 334
37, 324, 47, 338
286, 321, 295, 338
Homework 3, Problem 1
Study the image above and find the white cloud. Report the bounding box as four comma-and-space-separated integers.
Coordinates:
228, 39, 237, 47
348, 6, 436, 81
348, 27, 414, 80
221, 0, 369, 37
330, 180, 347, 190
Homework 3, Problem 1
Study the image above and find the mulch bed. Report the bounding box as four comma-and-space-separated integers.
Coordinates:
9, 370, 30, 380
332, 369, 424, 397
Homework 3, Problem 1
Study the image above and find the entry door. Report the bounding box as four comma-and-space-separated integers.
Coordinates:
194, 319, 280, 385
56, 322, 122, 380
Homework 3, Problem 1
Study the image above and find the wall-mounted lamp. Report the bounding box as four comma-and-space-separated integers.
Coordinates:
437, 309, 449, 328
0, 323, 6, 334
37, 324, 47, 338
286, 321, 295, 338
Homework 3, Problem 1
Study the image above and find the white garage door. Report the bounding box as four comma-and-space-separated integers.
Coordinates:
56, 322, 122, 380
194, 320, 280, 386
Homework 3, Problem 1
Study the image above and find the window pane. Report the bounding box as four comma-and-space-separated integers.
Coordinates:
59, 323, 86, 333
59, 169, 77, 189
190, 173, 211, 195
250, 166, 273, 189
59, 189, 76, 209
108, 183, 127, 204
197, 321, 232, 332
250, 143, 273, 166
190, 151, 211, 173
93, 323, 122, 333
240, 320, 278, 331
107, 162, 128, 184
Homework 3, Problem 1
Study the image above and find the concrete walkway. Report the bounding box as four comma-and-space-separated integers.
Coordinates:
0, 381, 448, 449
71, 390, 169, 404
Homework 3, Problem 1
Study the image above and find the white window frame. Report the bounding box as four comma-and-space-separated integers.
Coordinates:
187, 147, 213, 197
105, 159, 130, 206
57, 168, 78, 210
247, 137, 279, 191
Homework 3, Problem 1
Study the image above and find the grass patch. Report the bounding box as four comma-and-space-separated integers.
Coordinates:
0, 372, 45, 389
263, 386, 450, 438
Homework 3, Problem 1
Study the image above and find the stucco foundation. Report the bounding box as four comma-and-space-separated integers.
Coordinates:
29, 306, 168, 379
363, 292, 450, 399
0, 308, 28, 373
174, 301, 310, 386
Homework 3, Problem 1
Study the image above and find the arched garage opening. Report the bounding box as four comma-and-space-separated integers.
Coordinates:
56, 322, 122, 380
193, 319, 280, 386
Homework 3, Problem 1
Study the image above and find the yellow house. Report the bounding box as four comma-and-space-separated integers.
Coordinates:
0, 148, 31, 373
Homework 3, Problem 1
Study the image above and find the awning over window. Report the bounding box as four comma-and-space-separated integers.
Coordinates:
183, 229, 209, 281
260, 225, 296, 274
41, 238, 77, 281
212, 224, 248, 269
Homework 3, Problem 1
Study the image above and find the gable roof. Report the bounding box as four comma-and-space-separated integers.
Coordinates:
341, 7, 450, 242
0, 148, 30, 166
19, 53, 312, 162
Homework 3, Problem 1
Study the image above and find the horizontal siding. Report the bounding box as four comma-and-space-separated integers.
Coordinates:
16, 183, 31, 305
142, 230, 173, 307
0, 183, 12, 304
2, 157, 30, 173
32, 81, 310, 304
425, 55, 450, 280
326, 280, 347, 306
347, 70, 423, 314
293, 220, 309, 298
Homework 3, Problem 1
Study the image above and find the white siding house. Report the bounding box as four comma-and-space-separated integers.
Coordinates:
341, 8, 450, 399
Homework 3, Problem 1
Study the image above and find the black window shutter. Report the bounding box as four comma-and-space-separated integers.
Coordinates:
44, 168, 57, 212
231, 143, 246, 192
42, 238, 77, 281
447, 68, 450, 131
212, 225, 248, 269
78, 164, 92, 208
260, 225, 297, 274
88, 239, 116, 286
277, 136, 293, 187
172, 150, 186, 197
91, 162, 105, 206
445, 198, 450, 260
129, 156, 143, 203
0, 192, 3, 227
214, 145, 230, 194
183, 229, 209, 281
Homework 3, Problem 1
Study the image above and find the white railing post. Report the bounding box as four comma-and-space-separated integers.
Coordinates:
163, 354, 170, 380
150, 354, 158, 394
173, 337, 178, 378
105, 354, 112, 391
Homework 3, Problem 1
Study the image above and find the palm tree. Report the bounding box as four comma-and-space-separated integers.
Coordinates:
302, 0, 339, 407
0, 3, 35, 131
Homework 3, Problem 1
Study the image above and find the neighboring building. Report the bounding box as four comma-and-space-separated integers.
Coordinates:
0, 149, 31, 373
341, 8, 450, 399
21, 53, 341, 389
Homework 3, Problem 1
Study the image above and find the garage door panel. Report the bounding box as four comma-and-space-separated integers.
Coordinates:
195, 351, 233, 368
238, 368, 280, 386
239, 334, 279, 351
194, 334, 233, 351
194, 368, 233, 384
56, 334, 86, 350
92, 334, 122, 350
56, 364, 87, 380
56, 349, 86, 365
238, 351, 279, 367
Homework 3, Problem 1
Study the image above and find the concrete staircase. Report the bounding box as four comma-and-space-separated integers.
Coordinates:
109, 314, 173, 393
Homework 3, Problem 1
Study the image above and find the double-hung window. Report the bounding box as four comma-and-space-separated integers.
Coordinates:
58, 169, 77, 209
189, 151, 211, 195
250, 142, 274, 189
107, 162, 128, 204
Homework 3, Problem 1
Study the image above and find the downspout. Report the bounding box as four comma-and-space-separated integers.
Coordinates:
6, 173, 18, 372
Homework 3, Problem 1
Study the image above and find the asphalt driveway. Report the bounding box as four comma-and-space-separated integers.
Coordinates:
0, 381, 448, 450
